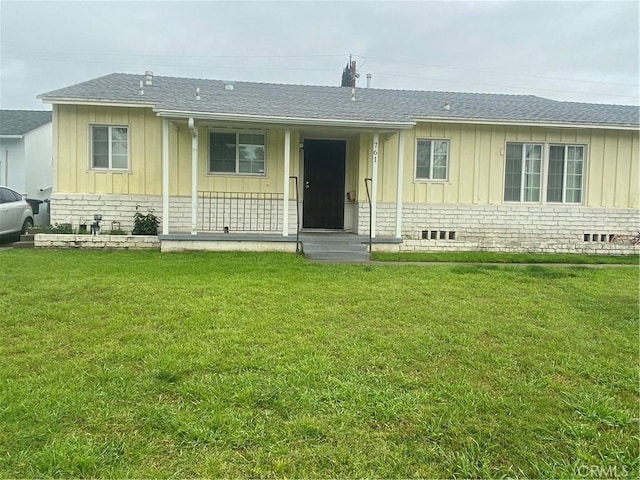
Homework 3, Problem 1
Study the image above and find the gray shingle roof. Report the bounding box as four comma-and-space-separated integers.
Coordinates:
39, 73, 639, 128
0, 110, 52, 136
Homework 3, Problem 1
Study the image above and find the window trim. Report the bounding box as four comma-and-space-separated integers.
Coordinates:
546, 143, 585, 204
414, 137, 451, 182
89, 124, 130, 171
208, 129, 267, 176
503, 141, 587, 205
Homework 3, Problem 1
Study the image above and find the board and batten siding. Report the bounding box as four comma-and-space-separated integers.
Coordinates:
54, 105, 301, 197
55, 104, 162, 195
54, 105, 638, 209
373, 122, 638, 208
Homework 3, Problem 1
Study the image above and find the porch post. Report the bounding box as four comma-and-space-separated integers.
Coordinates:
371, 131, 379, 238
189, 118, 198, 236
395, 130, 405, 238
282, 129, 291, 236
162, 118, 170, 235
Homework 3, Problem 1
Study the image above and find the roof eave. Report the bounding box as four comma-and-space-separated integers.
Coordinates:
412, 116, 640, 131
155, 109, 416, 130
39, 97, 156, 109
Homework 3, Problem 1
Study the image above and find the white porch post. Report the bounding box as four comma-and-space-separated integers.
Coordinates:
162, 118, 170, 235
395, 130, 405, 238
282, 129, 291, 236
189, 118, 198, 236
371, 131, 379, 238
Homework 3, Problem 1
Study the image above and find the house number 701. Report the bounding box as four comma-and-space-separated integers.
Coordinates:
373, 142, 378, 164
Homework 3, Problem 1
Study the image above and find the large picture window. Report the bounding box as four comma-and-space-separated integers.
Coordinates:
416, 139, 449, 181
504, 143, 584, 204
209, 131, 265, 175
91, 126, 129, 170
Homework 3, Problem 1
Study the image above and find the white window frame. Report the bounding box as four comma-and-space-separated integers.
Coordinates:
503, 142, 586, 205
90, 125, 130, 171
208, 129, 267, 176
546, 144, 585, 204
414, 138, 450, 182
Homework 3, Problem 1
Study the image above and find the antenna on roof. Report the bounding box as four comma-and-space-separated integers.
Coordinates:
350, 54, 359, 101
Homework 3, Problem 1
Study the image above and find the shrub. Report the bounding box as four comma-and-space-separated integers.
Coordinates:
132, 207, 160, 235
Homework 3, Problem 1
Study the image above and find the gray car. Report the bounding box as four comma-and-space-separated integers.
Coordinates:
0, 186, 34, 239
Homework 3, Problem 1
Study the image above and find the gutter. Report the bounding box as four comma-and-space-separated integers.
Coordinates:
38, 97, 156, 109
155, 109, 416, 130
411, 116, 640, 131
0, 135, 24, 139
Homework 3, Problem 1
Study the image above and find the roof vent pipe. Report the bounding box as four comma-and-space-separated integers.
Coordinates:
196, 87, 201, 100
351, 87, 355, 102
366, 73, 372, 88
444, 99, 451, 110
139, 80, 144, 95
145, 71, 153, 85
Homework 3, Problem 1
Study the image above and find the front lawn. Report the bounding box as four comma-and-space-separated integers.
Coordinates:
371, 251, 639, 264
1, 251, 638, 478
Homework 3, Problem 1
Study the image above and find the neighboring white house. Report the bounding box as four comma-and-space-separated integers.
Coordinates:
0, 110, 53, 225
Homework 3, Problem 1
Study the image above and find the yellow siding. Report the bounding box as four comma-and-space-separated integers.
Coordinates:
54, 105, 638, 208
384, 122, 638, 208
56, 105, 163, 195
55, 106, 302, 199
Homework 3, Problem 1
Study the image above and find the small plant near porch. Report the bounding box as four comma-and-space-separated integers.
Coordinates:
132, 206, 160, 235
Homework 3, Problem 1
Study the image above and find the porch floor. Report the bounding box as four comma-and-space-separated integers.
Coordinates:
158, 231, 402, 256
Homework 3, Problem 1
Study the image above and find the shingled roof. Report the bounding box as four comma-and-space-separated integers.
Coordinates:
0, 110, 52, 136
39, 73, 639, 128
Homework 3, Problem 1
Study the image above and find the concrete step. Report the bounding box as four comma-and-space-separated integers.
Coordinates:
20, 234, 36, 242
305, 251, 371, 262
303, 243, 369, 253
13, 241, 35, 249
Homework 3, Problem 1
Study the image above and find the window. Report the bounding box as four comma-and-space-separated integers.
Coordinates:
209, 131, 265, 175
0, 187, 21, 203
91, 126, 129, 170
416, 139, 449, 180
547, 145, 584, 203
504, 143, 542, 202
504, 143, 585, 204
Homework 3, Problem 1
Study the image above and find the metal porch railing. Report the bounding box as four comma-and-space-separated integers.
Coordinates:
289, 176, 301, 254
364, 178, 372, 253
199, 191, 284, 232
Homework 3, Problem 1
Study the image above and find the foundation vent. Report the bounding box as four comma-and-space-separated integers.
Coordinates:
421, 230, 456, 240
583, 233, 618, 243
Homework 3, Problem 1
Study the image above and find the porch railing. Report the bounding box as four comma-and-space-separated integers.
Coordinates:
289, 176, 301, 254
364, 178, 373, 253
199, 191, 284, 232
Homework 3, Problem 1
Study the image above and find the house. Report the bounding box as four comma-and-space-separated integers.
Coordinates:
0, 110, 53, 225
38, 72, 639, 253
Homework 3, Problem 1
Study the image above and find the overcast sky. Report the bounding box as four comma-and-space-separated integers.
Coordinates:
1, 0, 638, 110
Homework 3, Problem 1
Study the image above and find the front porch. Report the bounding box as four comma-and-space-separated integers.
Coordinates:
159, 117, 411, 241
158, 231, 403, 260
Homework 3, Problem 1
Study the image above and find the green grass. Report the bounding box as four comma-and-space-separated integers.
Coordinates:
372, 250, 639, 264
1, 250, 638, 478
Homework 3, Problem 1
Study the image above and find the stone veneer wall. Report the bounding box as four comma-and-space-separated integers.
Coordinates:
49, 194, 638, 254
359, 203, 639, 255
35, 234, 160, 249
49, 193, 299, 235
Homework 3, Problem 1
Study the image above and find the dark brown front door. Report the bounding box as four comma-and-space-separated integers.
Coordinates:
303, 140, 346, 229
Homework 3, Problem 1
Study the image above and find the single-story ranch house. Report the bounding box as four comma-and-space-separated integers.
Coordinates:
38, 71, 639, 253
